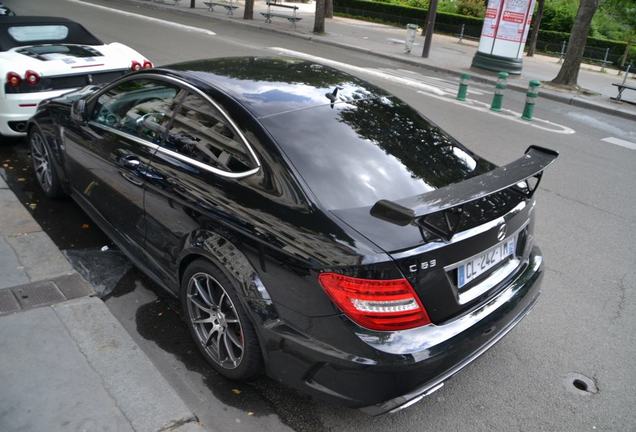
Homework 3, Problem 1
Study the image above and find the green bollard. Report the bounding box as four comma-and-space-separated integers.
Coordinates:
522, 80, 541, 121
456, 73, 470, 101
490, 71, 508, 112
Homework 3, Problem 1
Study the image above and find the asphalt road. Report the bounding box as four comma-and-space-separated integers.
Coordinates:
2, 0, 636, 431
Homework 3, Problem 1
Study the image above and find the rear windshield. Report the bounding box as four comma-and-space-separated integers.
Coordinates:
260, 97, 493, 210
8, 25, 69, 42
0, 21, 102, 50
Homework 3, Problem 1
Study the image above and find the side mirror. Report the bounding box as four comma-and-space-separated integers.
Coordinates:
71, 99, 87, 123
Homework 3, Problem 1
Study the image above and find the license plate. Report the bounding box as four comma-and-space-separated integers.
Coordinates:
457, 238, 516, 288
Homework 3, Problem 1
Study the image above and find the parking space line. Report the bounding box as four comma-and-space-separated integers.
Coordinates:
67, 0, 217, 36
601, 137, 636, 150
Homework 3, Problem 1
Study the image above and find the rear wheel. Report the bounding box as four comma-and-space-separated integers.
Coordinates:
29, 128, 63, 198
181, 259, 263, 380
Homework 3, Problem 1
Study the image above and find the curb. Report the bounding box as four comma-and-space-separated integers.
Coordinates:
0, 144, 206, 431
96, 0, 636, 121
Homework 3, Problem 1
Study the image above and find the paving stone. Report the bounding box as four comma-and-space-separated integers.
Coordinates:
0, 289, 20, 315
52, 273, 95, 299
0, 174, 7, 189
0, 306, 134, 432
12, 280, 65, 309
6, 231, 73, 281
0, 236, 29, 289
53, 297, 199, 432
0, 189, 41, 235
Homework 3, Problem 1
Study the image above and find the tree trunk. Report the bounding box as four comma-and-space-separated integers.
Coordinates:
243, 0, 254, 19
421, 0, 438, 58
325, 0, 333, 19
526, 0, 544, 57
551, 0, 599, 87
314, 0, 326, 33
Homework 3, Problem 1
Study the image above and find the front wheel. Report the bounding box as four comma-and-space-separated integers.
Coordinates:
181, 259, 263, 380
29, 128, 63, 198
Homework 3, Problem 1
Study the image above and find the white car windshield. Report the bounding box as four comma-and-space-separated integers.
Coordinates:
8, 25, 69, 42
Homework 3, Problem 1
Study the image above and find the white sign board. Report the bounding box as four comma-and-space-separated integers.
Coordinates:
477, 0, 535, 59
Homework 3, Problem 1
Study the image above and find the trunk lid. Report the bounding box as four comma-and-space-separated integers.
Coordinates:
331, 146, 558, 323
333, 191, 535, 323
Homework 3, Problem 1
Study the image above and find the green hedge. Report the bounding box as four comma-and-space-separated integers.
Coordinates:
334, 0, 635, 65
335, 0, 483, 35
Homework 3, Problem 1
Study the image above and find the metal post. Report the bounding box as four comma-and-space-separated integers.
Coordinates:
621, 64, 632, 86
490, 72, 508, 112
522, 80, 541, 121
458, 24, 465, 44
558, 40, 566, 64
601, 48, 609, 73
457, 73, 470, 101
405, 24, 418, 54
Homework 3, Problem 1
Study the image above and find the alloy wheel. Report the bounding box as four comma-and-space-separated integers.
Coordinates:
186, 272, 244, 369
30, 132, 52, 193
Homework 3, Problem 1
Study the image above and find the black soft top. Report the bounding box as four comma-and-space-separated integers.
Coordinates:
0, 16, 102, 50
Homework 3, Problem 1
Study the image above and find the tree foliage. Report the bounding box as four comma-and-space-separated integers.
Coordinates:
368, 0, 635, 42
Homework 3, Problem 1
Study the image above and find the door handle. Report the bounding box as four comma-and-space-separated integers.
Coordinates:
118, 155, 141, 170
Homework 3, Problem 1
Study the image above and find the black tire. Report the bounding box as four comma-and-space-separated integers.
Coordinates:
28, 127, 64, 198
180, 258, 263, 380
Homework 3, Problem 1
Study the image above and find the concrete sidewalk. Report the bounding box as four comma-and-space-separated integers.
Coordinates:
125, 0, 636, 120
0, 173, 205, 432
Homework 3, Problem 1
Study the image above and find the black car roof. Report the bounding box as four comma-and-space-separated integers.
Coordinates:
0, 16, 102, 50
164, 57, 389, 118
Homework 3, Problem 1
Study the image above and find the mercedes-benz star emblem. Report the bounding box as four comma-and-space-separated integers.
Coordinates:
497, 223, 507, 241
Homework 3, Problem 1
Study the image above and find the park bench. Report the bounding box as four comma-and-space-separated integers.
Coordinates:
611, 82, 636, 105
260, 2, 302, 28
203, 0, 239, 15
149, 0, 182, 5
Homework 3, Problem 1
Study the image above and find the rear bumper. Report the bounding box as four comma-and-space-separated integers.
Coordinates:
0, 89, 76, 136
262, 247, 544, 414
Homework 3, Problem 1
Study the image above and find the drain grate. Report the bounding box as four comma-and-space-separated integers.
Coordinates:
13, 281, 65, 309
564, 372, 598, 395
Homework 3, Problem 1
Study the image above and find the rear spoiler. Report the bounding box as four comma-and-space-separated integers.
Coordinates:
370, 145, 559, 231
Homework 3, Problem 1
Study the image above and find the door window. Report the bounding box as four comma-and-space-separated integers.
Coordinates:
162, 92, 257, 173
91, 78, 181, 144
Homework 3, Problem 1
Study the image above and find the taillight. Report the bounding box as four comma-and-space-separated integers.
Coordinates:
130, 60, 142, 71
318, 273, 431, 331
24, 70, 40, 86
142, 60, 153, 69
6, 72, 21, 87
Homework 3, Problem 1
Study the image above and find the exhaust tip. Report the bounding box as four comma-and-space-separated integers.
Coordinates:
8, 121, 27, 133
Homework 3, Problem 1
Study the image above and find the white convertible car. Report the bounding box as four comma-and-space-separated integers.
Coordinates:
0, 16, 151, 136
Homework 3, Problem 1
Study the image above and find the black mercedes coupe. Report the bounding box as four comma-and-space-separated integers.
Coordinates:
27, 57, 557, 414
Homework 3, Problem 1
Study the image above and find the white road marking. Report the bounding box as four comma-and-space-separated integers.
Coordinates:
378, 68, 487, 95
601, 137, 636, 150
417, 90, 576, 135
269, 47, 445, 96
67, 0, 216, 36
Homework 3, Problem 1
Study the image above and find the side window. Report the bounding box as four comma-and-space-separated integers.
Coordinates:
91, 78, 180, 144
162, 92, 257, 173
